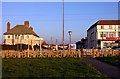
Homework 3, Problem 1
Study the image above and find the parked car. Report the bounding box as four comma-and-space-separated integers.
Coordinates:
112, 46, 120, 50
101, 47, 111, 50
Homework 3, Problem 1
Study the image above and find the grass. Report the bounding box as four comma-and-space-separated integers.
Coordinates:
95, 56, 120, 68
2, 58, 107, 78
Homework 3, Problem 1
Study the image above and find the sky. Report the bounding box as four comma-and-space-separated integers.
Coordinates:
1, 2, 119, 44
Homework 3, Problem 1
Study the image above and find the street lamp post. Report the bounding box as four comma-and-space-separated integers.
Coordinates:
62, 0, 65, 51
68, 31, 72, 51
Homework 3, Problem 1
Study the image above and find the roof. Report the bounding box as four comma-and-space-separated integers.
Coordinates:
87, 20, 120, 31
97, 20, 120, 25
4, 25, 39, 37
42, 41, 48, 45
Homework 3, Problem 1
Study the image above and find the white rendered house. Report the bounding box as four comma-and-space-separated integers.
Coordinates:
87, 20, 120, 49
3, 21, 43, 47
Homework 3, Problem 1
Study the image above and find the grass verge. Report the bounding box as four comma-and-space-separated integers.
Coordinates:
2, 57, 107, 78
95, 56, 120, 68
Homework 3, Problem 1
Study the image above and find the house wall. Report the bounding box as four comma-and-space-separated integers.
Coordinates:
87, 24, 120, 49
4, 34, 39, 46
97, 25, 119, 39
87, 26, 97, 48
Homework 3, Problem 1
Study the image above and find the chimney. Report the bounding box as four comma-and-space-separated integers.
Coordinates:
24, 21, 29, 27
30, 26, 33, 30
7, 22, 10, 32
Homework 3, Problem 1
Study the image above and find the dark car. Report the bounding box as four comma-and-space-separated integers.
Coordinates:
112, 46, 120, 50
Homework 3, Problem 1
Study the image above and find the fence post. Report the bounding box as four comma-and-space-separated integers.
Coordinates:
18, 51, 20, 58
79, 50, 81, 58
92, 48, 95, 58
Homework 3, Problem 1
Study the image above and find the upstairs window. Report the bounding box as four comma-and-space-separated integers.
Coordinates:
109, 33, 114, 37
119, 32, 120, 37
15, 35, 19, 39
12, 35, 14, 39
21, 35, 24, 39
100, 32, 106, 38
109, 25, 112, 29
118, 26, 120, 29
8, 36, 10, 38
27, 35, 29, 38
100, 32, 103, 38
101, 26, 104, 29
103, 34, 106, 37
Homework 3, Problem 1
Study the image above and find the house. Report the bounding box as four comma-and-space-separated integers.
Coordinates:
3, 21, 43, 48
76, 37, 87, 49
87, 20, 120, 49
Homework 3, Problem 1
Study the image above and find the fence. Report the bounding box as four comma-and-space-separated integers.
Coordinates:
0, 49, 120, 58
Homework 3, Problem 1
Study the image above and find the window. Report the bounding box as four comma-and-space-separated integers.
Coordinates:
101, 26, 104, 29
118, 32, 120, 37
109, 26, 112, 29
12, 35, 14, 39
21, 35, 24, 39
8, 36, 10, 38
118, 26, 120, 29
27, 35, 29, 38
15, 35, 19, 39
109, 33, 114, 37
100, 34, 103, 38
103, 42, 108, 48
100, 32, 106, 38
103, 34, 106, 37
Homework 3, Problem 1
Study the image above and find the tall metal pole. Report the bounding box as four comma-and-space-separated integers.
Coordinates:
70, 34, 72, 51
51, 36, 52, 44
68, 31, 72, 51
62, 0, 65, 50
56, 39, 57, 45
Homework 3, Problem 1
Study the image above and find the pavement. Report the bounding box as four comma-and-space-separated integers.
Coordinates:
82, 57, 120, 79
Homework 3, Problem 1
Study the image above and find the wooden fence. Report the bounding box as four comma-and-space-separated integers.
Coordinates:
0, 49, 120, 58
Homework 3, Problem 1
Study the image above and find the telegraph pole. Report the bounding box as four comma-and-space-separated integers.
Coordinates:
51, 36, 52, 49
51, 36, 52, 45
56, 39, 58, 45
62, 0, 65, 50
